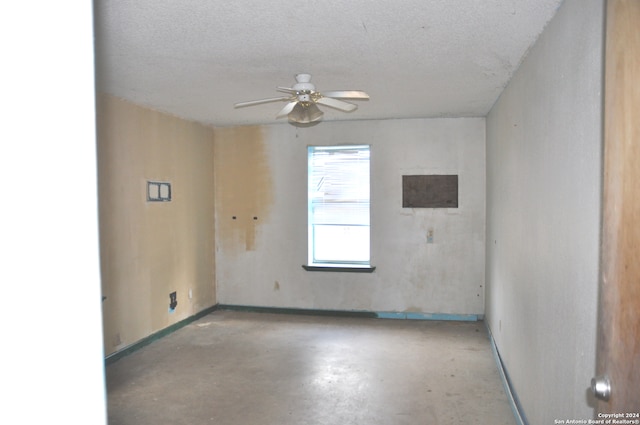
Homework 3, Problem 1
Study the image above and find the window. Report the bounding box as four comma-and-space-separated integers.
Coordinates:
307, 145, 371, 269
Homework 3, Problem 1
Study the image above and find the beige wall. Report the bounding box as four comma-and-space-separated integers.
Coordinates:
97, 94, 216, 356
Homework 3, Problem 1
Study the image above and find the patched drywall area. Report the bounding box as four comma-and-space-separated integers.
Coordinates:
97, 94, 216, 356
485, 0, 603, 422
214, 118, 485, 315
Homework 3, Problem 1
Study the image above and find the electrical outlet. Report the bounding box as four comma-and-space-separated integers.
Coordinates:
427, 228, 434, 244
169, 291, 177, 311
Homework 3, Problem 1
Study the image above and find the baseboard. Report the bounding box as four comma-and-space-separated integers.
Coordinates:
216, 304, 378, 318
376, 311, 481, 321
105, 304, 218, 365
485, 322, 529, 425
105, 304, 482, 365
217, 304, 482, 322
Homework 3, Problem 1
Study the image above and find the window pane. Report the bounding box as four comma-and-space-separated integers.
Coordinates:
312, 202, 369, 225
308, 145, 370, 265
313, 225, 370, 263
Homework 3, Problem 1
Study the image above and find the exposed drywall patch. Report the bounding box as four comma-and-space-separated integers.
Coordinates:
214, 126, 274, 253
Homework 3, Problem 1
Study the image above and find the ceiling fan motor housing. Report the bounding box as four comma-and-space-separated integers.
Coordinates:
293, 73, 315, 94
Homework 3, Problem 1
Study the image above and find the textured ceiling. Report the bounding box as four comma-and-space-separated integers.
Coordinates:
94, 0, 563, 127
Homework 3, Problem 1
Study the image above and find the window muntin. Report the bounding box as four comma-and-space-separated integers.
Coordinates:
307, 145, 370, 267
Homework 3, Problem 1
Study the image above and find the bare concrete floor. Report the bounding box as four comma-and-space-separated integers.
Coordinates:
106, 310, 516, 425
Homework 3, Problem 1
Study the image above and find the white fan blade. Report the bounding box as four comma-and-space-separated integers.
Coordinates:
322, 90, 370, 100
276, 101, 298, 118
234, 96, 291, 108
276, 87, 298, 94
316, 96, 358, 112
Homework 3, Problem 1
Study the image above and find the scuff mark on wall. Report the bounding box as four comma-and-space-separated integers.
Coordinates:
214, 126, 274, 253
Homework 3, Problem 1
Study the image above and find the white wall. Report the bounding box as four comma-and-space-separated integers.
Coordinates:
486, 0, 603, 422
0, 2, 107, 424
215, 118, 485, 316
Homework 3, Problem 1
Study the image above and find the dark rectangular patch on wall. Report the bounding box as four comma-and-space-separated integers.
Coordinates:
402, 175, 458, 208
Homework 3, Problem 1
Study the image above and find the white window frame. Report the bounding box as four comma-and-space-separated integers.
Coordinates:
307, 145, 371, 269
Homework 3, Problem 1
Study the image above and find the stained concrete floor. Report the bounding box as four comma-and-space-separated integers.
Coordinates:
106, 310, 516, 425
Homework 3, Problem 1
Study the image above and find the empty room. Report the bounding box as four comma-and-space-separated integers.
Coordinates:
3, 0, 638, 424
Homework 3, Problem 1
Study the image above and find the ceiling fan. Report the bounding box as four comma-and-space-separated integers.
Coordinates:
234, 74, 369, 124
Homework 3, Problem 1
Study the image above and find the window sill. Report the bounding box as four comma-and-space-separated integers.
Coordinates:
302, 265, 376, 273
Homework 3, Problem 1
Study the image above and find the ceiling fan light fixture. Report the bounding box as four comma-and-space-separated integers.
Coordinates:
288, 102, 323, 124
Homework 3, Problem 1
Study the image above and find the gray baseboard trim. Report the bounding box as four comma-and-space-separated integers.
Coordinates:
217, 304, 378, 318
217, 304, 482, 322
105, 304, 218, 365
485, 322, 529, 425
105, 304, 483, 365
